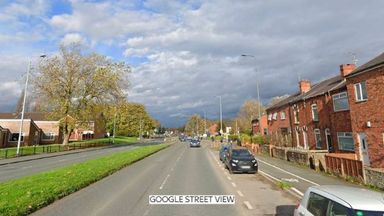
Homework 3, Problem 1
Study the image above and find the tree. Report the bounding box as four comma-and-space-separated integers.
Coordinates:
33, 43, 130, 145
236, 99, 265, 134
184, 114, 205, 135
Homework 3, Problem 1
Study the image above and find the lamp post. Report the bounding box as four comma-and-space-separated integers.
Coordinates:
16, 55, 46, 156
241, 54, 262, 134
218, 96, 223, 135
113, 113, 117, 144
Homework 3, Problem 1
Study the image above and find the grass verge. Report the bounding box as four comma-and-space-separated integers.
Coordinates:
277, 180, 293, 189
0, 136, 137, 159
0, 144, 168, 216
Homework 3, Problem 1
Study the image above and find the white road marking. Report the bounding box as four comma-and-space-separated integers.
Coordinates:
159, 174, 170, 190
21, 165, 32, 169
237, 190, 244, 197
259, 171, 304, 197
258, 159, 320, 186
231, 182, 237, 188
58, 159, 67, 162
281, 178, 299, 183
227, 176, 232, 181
243, 201, 254, 210
291, 187, 304, 196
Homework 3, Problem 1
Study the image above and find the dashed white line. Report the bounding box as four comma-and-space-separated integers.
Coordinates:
259, 170, 304, 197
231, 182, 237, 188
159, 174, 170, 190
243, 201, 254, 210
227, 176, 232, 181
258, 159, 320, 186
237, 190, 244, 197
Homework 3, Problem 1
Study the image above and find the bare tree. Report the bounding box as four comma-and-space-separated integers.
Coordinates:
33, 43, 130, 145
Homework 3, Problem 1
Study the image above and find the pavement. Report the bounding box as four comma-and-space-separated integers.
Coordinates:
32, 140, 298, 216
255, 153, 362, 196
0, 139, 163, 182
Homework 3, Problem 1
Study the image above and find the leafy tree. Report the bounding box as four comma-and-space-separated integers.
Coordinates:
184, 114, 205, 135
33, 43, 130, 145
236, 99, 265, 134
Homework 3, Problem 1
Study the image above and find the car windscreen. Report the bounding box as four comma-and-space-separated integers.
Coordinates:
231, 149, 251, 157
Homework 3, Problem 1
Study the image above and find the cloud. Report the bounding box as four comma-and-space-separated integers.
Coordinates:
60, 33, 86, 46
1, 0, 384, 127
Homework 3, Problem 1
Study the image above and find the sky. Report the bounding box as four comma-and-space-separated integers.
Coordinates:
0, 0, 384, 127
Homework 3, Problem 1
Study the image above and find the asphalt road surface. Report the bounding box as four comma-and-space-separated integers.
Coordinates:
32, 141, 297, 216
0, 140, 163, 182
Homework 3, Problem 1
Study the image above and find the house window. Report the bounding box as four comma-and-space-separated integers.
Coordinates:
294, 110, 299, 124
42, 132, 55, 140
337, 132, 354, 151
9, 133, 24, 142
354, 81, 368, 102
263, 128, 268, 135
268, 114, 272, 121
332, 92, 349, 111
272, 112, 278, 120
311, 104, 319, 121
280, 111, 286, 120
314, 129, 321, 149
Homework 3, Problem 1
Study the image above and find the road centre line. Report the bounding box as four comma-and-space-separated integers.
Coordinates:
227, 176, 232, 181
231, 182, 237, 188
159, 174, 170, 190
258, 159, 320, 186
243, 201, 253, 210
237, 190, 244, 197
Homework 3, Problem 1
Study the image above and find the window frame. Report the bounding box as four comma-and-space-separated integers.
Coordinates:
272, 112, 278, 120
311, 104, 319, 122
8, 132, 24, 142
294, 109, 300, 124
314, 129, 321, 149
332, 92, 349, 112
280, 111, 286, 120
337, 132, 355, 151
42, 132, 55, 141
354, 81, 368, 102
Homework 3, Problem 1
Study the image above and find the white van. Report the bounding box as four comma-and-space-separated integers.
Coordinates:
294, 185, 384, 216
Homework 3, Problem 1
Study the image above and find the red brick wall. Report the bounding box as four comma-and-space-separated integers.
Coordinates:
267, 105, 292, 146
252, 114, 268, 135
347, 66, 384, 168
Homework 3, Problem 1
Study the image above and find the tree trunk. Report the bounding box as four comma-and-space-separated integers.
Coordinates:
62, 133, 70, 145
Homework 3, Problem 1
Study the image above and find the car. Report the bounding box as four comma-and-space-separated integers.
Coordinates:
294, 185, 384, 216
219, 144, 230, 162
189, 139, 201, 148
224, 148, 258, 174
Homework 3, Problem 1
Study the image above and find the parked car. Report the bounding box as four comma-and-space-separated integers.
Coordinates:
224, 148, 258, 174
219, 144, 230, 162
294, 185, 384, 216
189, 139, 201, 148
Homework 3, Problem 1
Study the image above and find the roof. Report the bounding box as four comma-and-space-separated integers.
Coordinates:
347, 52, 384, 77
0, 112, 48, 121
313, 185, 384, 211
267, 75, 346, 111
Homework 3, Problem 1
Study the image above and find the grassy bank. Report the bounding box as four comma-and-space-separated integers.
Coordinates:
0, 144, 168, 216
0, 136, 137, 159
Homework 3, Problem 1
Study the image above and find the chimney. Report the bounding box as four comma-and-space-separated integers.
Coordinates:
340, 64, 356, 77
299, 80, 311, 94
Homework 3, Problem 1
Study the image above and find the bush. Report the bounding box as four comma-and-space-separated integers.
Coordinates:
252, 135, 264, 144
228, 135, 239, 141
240, 134, 251, 144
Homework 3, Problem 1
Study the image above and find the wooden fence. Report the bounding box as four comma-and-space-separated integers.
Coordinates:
325, 154, 363, 180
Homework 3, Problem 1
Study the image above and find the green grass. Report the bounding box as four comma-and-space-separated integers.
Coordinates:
0, 136, 137, 159
0, 144, 168, 216
277, 180, 293, 189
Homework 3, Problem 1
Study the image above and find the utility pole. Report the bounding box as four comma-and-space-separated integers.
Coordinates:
204, 110, 207, 135
113, 113, 117, 144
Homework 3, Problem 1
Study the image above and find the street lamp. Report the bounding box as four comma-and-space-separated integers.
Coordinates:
217, 96, 223, 135
240, 54, 262, 134
16, 55, 46, 156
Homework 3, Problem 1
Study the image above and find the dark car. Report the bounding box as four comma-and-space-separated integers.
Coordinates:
219, 144, 230, 162
190, 139, 201, 148
225, 148, 258, 174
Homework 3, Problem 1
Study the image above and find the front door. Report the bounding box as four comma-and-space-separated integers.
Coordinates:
325, 129, 333, 152
358, 133, 370, 166
303, 131, 308, 149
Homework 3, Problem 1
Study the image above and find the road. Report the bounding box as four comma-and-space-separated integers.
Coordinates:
0, 140, 163, 182
32, 141, 297, 216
